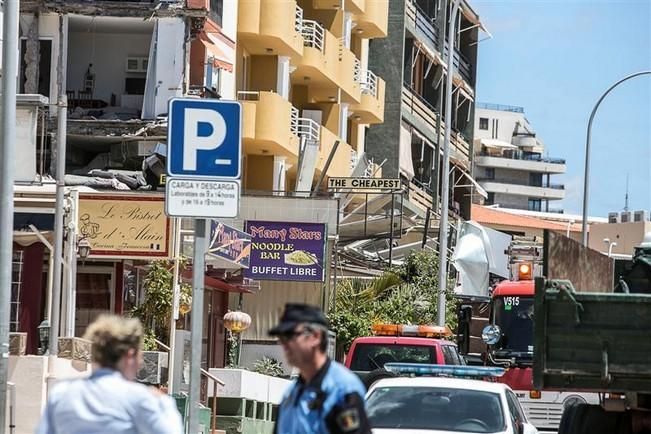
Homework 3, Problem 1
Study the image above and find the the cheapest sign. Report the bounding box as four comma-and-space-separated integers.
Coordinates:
244, 221, 326, 282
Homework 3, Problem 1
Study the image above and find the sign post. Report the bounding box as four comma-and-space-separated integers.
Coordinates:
165, 98, 241, 434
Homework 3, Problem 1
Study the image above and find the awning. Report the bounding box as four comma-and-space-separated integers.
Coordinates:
198, 32, 233, 72
454, 168, 488, 199
13, 230, 54, 247
476, 138, 518, 150
181, 269, 256, 293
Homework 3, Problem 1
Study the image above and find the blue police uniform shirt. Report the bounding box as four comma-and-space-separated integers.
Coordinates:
275, 359, 370, 434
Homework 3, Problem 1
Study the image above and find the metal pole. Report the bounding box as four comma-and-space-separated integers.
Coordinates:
581, 70, 651, 246
437, 0, 460, 327
0, 0, 20, 429
50, 13, 68, 353
188, 219, 207, 434
168, 217, 182, 395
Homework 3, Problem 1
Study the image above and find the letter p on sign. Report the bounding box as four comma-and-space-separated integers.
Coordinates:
183, 108, 227, 171
167, 99, 242, 179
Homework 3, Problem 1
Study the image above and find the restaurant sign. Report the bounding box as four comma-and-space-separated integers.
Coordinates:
208, 221, 252, 268
77, 194, 171, 258
244, 221, 326, 282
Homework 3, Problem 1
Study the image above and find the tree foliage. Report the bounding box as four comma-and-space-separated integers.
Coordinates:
131, 260, 192, 349
328, 249, 458, 353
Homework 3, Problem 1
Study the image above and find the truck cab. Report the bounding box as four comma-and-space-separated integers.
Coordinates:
345, 324, 464, 388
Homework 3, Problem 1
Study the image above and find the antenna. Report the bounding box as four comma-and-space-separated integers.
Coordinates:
624, 173, 629, 212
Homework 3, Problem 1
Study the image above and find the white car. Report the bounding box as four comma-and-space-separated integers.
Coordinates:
366, 375, 539, 434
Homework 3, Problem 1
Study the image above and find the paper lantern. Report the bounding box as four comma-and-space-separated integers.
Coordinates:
223, 311, 251, 333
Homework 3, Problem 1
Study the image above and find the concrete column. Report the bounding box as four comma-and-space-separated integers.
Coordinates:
273, 156, 287, 194
344, 13, 353, 49
276, 56, 291, 100
339, 103, 349, 142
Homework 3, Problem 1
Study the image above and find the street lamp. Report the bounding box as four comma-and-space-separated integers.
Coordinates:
604, 238, 617, 258
223, 310, 252, 366
581, 71, 651, 246
566, 219, 575, 238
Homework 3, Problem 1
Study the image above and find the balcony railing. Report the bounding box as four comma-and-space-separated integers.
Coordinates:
350, 149, 359, 170
302, 20, 325, 51
290, 106, 299, 135
477, 178, 565, 190
406, 0, 440, 49
477, 102, 524, 113
296, 117, 320, 143
361, 70, 378, 97
295, 5, 304, 33
353, 58, 362, 85
478, 151, 566, 165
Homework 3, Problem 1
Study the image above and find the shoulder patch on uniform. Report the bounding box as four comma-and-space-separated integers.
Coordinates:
335, 407, 361, 432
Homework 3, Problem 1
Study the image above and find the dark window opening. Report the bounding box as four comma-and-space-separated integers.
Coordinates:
124, 77, 146, 95
349, 344, 436, 372
479, 117, 489, 130
528, 198, 542, 212
486, 192, 495, 205
210, 0, 224, 27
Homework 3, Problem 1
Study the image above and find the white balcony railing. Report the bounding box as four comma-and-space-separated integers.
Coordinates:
296, 117, 320, 143
361, 70, 378, 97
353, 58, 362, 85
302, 20, 325, 51
295, 5, 304, 34
236, 90, 260, 101
290, 106, 299, 135
350, 149, 359, 170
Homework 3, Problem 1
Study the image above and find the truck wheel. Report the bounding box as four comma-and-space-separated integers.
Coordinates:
363, 369, 396, 389
559, 404, 632, 434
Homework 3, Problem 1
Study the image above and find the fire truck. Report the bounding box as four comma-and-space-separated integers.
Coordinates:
455, 234, 598, 432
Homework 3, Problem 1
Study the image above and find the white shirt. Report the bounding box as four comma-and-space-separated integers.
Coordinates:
36, 368, 183, 434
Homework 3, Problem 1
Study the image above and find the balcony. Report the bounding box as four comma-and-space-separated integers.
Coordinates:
477, 179, 565, 200
339, 49, 362, 103
292, 20, 340, 94
238, 0, 304, 57
316, 125, 354, 178
238, 91, 301, 158
475, 152, 566, 174
351, 69, 385, 124
353, 0, 388, 38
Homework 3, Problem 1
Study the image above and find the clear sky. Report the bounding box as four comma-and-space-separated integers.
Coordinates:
472, 0, 651, 217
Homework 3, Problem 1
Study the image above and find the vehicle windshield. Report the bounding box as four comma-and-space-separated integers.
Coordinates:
367, 386, 505, 433
493, 296, 534, 358
349, 344, 436, 371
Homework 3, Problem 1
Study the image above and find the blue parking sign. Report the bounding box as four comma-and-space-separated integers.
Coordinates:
167, 98, 242, 179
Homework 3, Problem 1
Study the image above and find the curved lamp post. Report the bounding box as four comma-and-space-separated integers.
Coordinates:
224, 311, 252, 366
581, 71, 651, 246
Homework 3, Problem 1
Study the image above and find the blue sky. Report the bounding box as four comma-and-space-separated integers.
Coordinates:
472, 0, 651, 217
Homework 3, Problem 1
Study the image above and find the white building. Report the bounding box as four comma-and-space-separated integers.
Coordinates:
473, 103, 566, 213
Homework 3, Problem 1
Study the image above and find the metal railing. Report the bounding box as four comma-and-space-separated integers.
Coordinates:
296, 117, 321, 142
361, 70, 378, 97
353, 58, 362, 85
236, 90, 260, 101
406, 0, 440, 48
302, 20, 325, 51
290, 106, 299, 135
478, 151, 566, 165
476, 102, 525, 113
476, 178, 565, 190
295, 5, 304, 34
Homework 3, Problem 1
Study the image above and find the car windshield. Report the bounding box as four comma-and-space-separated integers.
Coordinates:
367, 386, 505, 433
349, 344, 436, 371
493, 296, 534, 356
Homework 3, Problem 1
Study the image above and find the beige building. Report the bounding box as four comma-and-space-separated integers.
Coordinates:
588, 221, 651, 257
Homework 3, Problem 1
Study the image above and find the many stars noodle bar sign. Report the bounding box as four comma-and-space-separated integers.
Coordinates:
244, 221, 326, 282
78, 194, 171, 258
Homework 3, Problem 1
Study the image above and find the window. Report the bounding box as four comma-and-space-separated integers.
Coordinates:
479, 117, 489, 130
441, 345, 463, 365
486, 192, 495, 205
506, 390, 527, 423
485, 167, 495, 179
529, 173, 542, 187
528, 198, 542, 212
210, 0, 224, 27
349, 344, 436, 372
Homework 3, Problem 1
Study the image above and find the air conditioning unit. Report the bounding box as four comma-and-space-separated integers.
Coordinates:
125, 57, 148, 73
608, 212, 619, 224
620, 211, 633, 223
634, 210, 649, 222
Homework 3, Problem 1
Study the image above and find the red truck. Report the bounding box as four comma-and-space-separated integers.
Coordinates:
344, 324, 464, 388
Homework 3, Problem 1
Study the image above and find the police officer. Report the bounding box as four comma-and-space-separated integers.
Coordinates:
270, 303, 371, 434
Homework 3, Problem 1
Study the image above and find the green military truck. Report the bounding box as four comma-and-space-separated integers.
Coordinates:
533, 233, 651, 434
